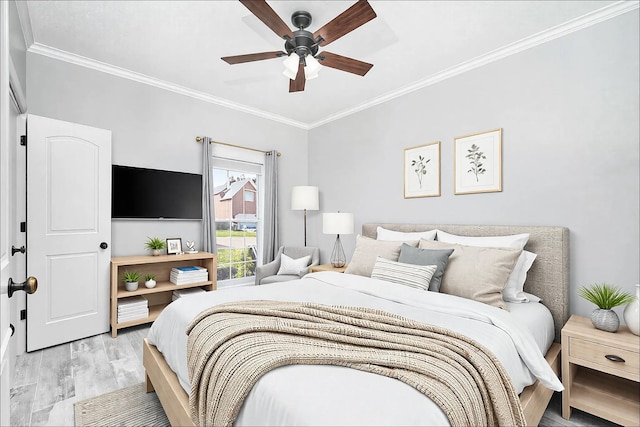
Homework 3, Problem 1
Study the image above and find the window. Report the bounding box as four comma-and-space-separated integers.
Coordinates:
212, 156, 263, 287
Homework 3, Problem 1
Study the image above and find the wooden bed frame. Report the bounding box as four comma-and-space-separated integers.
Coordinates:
143, 223, 570, 427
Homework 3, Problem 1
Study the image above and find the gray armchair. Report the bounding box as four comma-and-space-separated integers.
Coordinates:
255, 246, 320, 285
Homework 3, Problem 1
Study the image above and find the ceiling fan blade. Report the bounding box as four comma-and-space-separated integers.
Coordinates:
222, 51, 286, 64
318, 51, 373, 76
313, 0, 377, 47
239, 0, 294, 40
289, 62, 306, 92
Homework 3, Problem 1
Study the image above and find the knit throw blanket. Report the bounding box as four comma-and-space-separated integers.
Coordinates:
186, 300, 525, 427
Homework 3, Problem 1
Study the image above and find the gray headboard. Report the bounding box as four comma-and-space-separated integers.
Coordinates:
362, 223, 570, 341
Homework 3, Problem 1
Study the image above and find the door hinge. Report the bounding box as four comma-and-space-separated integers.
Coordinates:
20, 222, 26, 233
20, 309, 27, 320
20, 135, 26, 146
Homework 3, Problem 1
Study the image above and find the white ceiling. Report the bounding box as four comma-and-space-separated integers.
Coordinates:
22, 0, 631, 128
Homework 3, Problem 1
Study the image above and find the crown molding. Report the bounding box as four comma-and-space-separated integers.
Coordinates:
307, 1, 639, 129
15, 1, 34, 49
25, 1, 637, 130
27, 43, 310, 130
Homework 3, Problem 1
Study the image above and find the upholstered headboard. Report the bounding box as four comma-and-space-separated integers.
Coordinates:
362, 223, 570, 341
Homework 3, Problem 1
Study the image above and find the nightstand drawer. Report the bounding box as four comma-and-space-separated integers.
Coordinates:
569, 336, 640, 378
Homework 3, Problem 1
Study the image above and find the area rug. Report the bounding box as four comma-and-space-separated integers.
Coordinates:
74, 383, 170, 426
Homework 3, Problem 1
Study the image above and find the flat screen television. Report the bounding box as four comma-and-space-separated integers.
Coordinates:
112, 165, 202, 220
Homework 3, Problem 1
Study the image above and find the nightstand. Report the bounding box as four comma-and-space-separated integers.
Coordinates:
310, 264, 348, 273
561, 315, 639, 426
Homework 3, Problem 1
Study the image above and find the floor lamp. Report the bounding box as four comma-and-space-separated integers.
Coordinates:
291, 186, 319, 246
323, 212, 354, 268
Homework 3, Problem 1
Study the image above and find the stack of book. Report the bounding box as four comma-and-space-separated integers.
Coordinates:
172, 287, 207, 301
117, 296, 149, 323
170, 266, 209, 285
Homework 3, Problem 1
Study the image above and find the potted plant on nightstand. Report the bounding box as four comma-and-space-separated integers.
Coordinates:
578, 283, 635, 332
144, 273, 157, 289
145, 237, 166, 256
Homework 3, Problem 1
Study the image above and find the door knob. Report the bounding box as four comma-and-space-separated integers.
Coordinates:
8, 276, 38, 298
11, 245, 25, 256
100, 242, 108, 249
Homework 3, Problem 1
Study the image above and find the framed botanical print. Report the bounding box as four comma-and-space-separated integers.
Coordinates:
404, 141, 440, 198
454, 128, 502, 195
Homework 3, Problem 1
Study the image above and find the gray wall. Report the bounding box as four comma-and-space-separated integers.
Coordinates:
308, 12, 639, 320
26, 54, 310, 256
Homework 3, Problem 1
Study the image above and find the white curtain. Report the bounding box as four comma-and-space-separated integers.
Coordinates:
262, 150, 279, 263
201, 137, 217, 254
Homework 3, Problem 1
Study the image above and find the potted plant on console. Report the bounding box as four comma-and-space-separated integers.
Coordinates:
145, 237, 166, 256
123, 271, 141, 292
578, 282, 635, 332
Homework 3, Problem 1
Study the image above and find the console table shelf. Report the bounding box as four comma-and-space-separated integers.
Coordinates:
110, 252, 217, 337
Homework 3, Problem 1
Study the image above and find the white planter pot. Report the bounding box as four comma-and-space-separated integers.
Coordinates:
124, 281, 139, 292
623, 284, 640, 336
145, 279, 157, 289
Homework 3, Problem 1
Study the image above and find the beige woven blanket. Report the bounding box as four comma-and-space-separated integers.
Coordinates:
186, 300, 525, 427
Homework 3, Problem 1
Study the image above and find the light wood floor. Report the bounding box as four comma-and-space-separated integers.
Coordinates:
10, 325, 620, 426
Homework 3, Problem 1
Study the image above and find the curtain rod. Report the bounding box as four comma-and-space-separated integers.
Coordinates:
195, 136, 281, 156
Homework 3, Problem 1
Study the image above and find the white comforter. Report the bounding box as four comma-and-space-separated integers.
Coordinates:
148, 272, 563, 426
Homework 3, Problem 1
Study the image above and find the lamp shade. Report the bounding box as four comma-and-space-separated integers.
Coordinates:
323, 212, 354, 235
304, 55, 322, 80
291, 186, 319, 211
283, 53, 299, 73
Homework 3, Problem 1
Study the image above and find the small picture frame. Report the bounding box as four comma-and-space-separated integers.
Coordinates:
404, 141, 441, 198
166, 238, 183, 255
454, 128, 502, 195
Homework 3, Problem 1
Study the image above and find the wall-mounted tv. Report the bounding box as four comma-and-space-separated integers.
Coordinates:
112, 165, 202, 220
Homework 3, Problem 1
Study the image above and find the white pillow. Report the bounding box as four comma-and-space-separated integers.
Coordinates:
277, 253, 311, 276
503, 250, 537, 302
435, 230, 536, 303
436, 229, 529, 250
377, 226, 437, 242
371, 257, 437, 291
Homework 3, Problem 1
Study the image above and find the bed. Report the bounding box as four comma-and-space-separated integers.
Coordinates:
143, 223, 569, 426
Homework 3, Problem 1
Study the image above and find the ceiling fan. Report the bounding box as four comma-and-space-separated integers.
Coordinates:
222, 0, 377, 93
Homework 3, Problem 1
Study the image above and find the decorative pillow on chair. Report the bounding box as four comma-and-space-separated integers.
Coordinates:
344, 235, 418, 277
371, 257, 437, 291
398, 243, 454, 292
277, 253, 311, 276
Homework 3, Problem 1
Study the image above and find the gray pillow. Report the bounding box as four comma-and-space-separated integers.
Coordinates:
398, 243, 454, 292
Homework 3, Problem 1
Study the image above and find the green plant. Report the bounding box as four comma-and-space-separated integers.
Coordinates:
122, 271, 140, 283
145, 237, 166, 250
145, 273, 156, 281
577, 283, 635, 310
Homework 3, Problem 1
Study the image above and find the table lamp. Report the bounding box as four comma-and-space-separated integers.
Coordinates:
322, 212, 354, 268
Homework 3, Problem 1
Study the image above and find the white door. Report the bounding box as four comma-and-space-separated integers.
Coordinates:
27, 115, 112, 351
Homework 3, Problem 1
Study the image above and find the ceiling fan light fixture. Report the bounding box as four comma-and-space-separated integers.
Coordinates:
304, 55, 322, 80
283, 53, 300, 76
